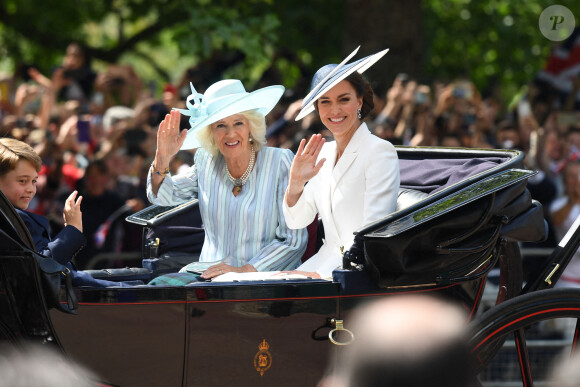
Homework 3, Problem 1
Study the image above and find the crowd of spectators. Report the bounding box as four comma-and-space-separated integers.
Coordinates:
1, 39, 579, 273
0, 42, 167, 269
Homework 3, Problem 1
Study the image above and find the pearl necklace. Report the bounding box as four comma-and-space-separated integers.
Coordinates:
225, 145, 255, 189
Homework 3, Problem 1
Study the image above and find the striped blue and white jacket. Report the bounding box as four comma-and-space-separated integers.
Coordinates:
147, 147, 307, 272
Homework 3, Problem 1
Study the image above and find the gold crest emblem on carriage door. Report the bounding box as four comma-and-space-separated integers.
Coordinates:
254, 339, 272, 376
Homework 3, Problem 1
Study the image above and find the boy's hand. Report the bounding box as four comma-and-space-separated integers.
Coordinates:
63, 191, 83, 232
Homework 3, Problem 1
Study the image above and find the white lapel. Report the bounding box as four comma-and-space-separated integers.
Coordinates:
330, 123, 369, 194
319, 141, 336, 209
314, 141, 340, 244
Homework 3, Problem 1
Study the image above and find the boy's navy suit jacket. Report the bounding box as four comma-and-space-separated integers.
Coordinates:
16, 209, 85, 265
16, 209, 129, 287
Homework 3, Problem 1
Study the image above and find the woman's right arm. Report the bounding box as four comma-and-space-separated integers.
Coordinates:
147, 110, 198, 206
283, 136, 325, 230
285, 134, 326, 207
150, 110, 187, 196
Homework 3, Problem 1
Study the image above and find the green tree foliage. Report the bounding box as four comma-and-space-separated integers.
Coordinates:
173, 1, 280, 85
0, 0, 134, 64
1, 0, 577, 103
0, 0, 284, 86
0, 0, 344, 92
422, 0, 579, 101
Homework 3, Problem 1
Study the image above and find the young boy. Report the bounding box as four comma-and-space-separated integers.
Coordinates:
0, 137, 132, 287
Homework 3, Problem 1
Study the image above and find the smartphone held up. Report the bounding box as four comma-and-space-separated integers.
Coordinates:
77, 117, 91, 144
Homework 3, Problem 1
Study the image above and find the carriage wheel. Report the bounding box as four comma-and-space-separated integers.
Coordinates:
468, 288, 580, 386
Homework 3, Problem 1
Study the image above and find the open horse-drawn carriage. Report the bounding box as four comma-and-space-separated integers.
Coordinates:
0, 146, 579, 386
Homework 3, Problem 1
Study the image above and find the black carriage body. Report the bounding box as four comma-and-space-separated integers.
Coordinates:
47, 275, 481, 386
0, 147, 548, 386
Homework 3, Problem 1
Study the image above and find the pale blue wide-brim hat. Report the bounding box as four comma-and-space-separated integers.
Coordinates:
295, 46, 389, 121
175, 79, 285, 149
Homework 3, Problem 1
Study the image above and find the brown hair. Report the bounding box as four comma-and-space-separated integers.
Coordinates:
345, 72, 375, 119
314, 72, 375, 119
0, 138, 42, 177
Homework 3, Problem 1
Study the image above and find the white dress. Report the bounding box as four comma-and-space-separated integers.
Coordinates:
283, 123, 400, 279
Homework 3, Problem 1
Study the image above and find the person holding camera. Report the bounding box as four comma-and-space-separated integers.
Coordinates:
95, 65, 143, 111
57, 42, 97, 108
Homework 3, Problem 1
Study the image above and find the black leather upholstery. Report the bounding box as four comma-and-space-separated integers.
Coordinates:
85, 267, 152, 282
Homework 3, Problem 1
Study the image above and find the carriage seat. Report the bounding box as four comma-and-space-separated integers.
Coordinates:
396, 188, 429, 212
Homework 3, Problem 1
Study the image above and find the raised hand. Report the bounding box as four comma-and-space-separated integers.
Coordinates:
286, 133, 326, 207
27, 67, 53, 90
290, 133, 326, 184
63, 190, 83, 232
154, 109, 188, 169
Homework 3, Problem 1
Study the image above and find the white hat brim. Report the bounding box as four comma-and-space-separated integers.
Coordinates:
295, 48, 389, 121
180, 85, 285, 150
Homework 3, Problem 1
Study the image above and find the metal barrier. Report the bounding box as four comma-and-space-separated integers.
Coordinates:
479, 332, 573, 386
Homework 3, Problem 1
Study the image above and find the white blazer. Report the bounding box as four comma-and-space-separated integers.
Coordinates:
283, 123, 400, 279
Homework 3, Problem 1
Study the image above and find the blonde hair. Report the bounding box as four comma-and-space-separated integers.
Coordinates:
0, 138, 42, 176
196, 109, 266, 157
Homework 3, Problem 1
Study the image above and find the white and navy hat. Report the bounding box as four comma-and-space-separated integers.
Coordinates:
295, 46, 389, 121
175, 79, 285, 149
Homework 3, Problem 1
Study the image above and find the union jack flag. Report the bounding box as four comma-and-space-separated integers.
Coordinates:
94, 204, 131, 249
537, 27, 580, 103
